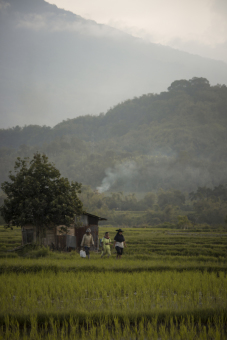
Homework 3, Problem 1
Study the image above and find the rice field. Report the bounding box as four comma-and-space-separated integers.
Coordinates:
0, 225, 227, 339
0, 226, 21, 253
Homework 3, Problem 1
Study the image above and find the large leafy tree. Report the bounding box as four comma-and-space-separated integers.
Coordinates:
0, 153, 83, 241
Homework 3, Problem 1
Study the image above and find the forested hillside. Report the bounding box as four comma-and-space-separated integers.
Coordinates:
1, 77, 227, 226
0, 77, 227, 193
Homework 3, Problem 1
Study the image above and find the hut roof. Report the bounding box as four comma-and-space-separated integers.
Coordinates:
83, 212, 107, 221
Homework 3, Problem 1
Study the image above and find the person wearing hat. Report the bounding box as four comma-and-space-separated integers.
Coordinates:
101, 232, 112, 258
81, 228, 94, 259
113, 229, 126, 259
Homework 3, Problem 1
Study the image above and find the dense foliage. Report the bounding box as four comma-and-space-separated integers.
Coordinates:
78, 184, 227, 226
0, 77, 226, 193
0, 153, 83, 238
0, 77, 227, 226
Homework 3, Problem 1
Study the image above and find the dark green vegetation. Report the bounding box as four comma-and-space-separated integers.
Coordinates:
78, 184, 227, 227
1, 77, 227, 227
0, 225, 227, 339
0, 77, 227, 192
0, 153, 82, 239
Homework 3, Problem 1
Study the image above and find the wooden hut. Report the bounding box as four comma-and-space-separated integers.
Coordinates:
21, 212, 107, 251
75, 212, 107, 251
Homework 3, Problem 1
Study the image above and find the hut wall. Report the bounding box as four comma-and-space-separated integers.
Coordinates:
56, 225, 75, 236
78, 215, 88, 226
42, 228, 56, 247
87, 216, 99, 225
90, 224, 99, 250
21, 214, 104, 251
56, 235, 67, 250
55, 225, 76, 250
22, 225, 36, 245
75, 224, 99, 250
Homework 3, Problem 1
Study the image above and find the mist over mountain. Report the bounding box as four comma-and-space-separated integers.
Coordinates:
1, 0, 227, 128
0, 77, 227, 195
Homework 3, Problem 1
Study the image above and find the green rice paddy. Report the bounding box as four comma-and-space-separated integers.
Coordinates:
0, 225, 227, 339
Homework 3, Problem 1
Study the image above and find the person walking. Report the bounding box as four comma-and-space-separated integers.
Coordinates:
113, 228, 126, 259
101, 232, 112, 258
81, 228, 94, 259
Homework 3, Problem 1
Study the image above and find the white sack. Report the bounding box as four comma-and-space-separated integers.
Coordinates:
80, 250, 86, 258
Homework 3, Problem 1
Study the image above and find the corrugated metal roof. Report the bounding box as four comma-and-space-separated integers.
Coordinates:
82, 212, 107, 221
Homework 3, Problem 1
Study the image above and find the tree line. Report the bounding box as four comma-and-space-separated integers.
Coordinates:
0, 153, 227, 228
79, 184, 227, 227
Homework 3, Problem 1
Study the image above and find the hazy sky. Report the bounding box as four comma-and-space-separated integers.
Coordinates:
46, 0, 227, 63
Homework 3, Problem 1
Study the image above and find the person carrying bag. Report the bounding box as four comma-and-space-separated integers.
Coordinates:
81, 228, 94, 259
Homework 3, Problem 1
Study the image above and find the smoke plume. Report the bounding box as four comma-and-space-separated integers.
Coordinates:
97, 161, 138, 193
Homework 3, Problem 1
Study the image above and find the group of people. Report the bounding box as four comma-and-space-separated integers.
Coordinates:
80, 228, 126, 259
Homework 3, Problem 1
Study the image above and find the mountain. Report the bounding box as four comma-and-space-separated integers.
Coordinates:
0, 77, 227, 193
1, 0, 227, 128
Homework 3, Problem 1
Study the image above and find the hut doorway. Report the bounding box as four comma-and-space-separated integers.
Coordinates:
56, 234, 77, 251
22, 229, 34, 244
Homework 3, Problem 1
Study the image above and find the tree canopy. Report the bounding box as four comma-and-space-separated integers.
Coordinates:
0, 153, 83, 237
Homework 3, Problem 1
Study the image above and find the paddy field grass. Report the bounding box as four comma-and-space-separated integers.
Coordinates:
0, 225, 227, 339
